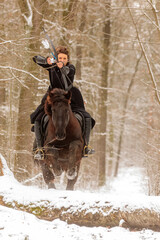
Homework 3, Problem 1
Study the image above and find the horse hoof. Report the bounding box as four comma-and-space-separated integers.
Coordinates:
66, 167, 77, 180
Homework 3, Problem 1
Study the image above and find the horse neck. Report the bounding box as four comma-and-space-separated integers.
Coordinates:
68, 107, 74, 124
68, 108, 80, 130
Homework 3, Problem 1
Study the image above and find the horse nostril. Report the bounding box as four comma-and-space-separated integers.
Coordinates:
55, 133, 66, 140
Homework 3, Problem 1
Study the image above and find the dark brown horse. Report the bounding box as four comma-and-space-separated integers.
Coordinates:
40, 88, 84, 190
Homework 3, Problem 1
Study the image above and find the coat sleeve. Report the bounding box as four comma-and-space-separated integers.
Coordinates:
67, 64, 75, 83
33, 56, 56, 70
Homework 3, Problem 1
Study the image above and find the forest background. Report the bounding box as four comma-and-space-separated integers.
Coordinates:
1, 0, 160, 195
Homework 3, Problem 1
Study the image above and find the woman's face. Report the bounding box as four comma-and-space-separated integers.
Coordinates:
58, 53, 68, 66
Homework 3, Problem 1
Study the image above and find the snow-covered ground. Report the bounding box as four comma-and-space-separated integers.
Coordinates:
101, 165, 148, 196
1, 205, 160, 240
0, 153, 160, 240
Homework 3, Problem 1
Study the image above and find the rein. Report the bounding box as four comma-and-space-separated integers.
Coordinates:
44, 139, 69, 150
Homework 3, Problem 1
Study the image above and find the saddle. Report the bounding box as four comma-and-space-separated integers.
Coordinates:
30, 115, 49, 134
41, 114, 49, 135
73, 111, 85, 135
31, 112, 85, 136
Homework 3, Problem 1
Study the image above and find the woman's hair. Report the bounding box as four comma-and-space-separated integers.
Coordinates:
56, 46, 70, 61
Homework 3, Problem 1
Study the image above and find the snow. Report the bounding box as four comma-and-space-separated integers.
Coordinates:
101, 166, 148, 196
1, 153, 160, 240
1, 205, 160, 240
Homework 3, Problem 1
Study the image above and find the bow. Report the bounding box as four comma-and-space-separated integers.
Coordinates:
42, 27, 72, 91
42, 27, 58, 61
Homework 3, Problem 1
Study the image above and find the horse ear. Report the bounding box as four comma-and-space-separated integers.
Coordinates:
48, 90, 53, 98
46, 95, 52, 104
65, 91, 72, 100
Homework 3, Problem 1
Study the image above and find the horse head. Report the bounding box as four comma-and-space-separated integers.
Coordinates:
45, 88, 72, 141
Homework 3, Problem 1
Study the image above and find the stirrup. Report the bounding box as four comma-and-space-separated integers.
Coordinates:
34, 148, 44, 161
83, 145, 95, 157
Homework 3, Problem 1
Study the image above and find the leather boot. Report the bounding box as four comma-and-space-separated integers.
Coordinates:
83, 118, 95, 156
34, 120, 44, 161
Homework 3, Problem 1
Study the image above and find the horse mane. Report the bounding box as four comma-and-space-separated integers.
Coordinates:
45, 88, 71, 116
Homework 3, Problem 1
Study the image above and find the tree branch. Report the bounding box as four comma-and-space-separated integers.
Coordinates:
125, 0, 160, 105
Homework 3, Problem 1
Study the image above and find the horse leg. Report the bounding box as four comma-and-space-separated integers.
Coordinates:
47, 149, 63, 177
66, 165, 80, 190
66, 140, 82, 190
41, 162, 56, 189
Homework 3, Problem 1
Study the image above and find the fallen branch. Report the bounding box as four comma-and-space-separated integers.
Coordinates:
1, 153, 160, 230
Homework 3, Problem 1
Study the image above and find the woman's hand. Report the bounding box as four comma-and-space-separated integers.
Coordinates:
47, 57, 53, 65
47, 57, 64, 68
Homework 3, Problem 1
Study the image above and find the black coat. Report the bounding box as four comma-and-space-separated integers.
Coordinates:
30, 56, 95, 127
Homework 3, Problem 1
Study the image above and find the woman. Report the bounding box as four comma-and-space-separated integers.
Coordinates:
31, 46, 95, 160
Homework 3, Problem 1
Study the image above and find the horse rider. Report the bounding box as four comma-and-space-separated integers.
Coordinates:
30, 46, 95, 160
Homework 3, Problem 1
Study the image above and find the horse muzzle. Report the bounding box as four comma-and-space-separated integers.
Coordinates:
55, 132, 66, 141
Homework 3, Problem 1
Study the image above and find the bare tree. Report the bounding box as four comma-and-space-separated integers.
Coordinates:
97, 1, 111, 186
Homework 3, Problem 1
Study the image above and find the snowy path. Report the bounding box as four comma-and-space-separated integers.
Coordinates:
101, 166, 148, 196
1, 154, 160, 239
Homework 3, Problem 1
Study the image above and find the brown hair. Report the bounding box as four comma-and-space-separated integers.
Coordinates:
56, 46, 70, 61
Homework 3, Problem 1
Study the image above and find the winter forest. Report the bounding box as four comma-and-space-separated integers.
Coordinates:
1, 0, 160, 194
2, 0, 160, 239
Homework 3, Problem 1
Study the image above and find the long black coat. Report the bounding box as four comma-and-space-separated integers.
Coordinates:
30, 56, 95, 127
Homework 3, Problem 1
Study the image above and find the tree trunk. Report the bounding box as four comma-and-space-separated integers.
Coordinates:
14, 0, 46, 181
75, 2, 87, 80
1, 153, 160, 231
114, 52, 143, 177
98, 2, 111, 186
